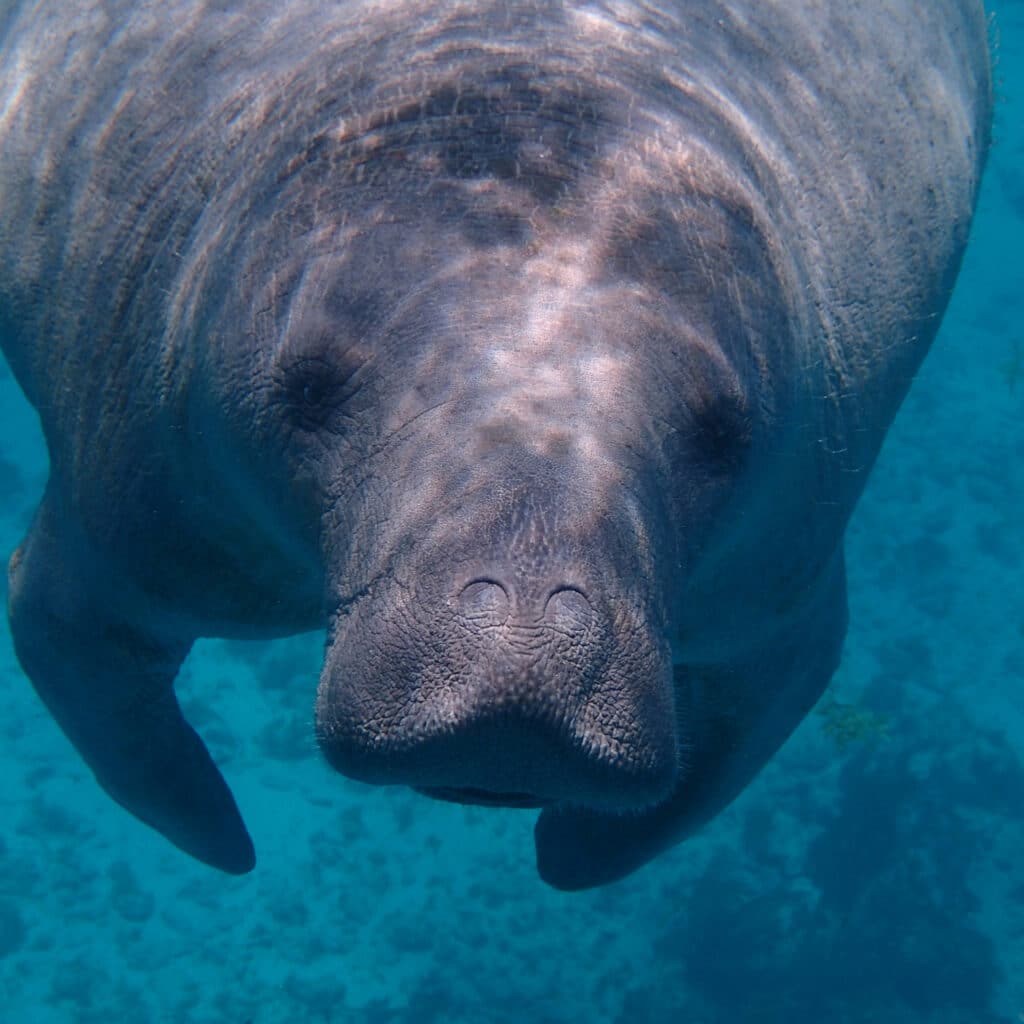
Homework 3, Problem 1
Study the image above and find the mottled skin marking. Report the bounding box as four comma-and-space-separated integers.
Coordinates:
0, 1, 990, 887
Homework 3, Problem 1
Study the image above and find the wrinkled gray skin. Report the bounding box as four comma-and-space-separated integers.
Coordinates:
0, 0, 990, 889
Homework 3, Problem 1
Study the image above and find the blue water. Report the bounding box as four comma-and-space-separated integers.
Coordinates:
2, 6, 1022, 1023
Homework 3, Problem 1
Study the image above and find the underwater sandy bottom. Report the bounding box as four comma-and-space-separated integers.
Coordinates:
2, 11, 1023, 1024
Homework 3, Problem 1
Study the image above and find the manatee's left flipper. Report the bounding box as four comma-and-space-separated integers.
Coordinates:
7, 499, 255, 873
536, 556, 849, 890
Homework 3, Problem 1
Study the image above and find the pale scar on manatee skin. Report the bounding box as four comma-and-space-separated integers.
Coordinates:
0, 0, 991, 888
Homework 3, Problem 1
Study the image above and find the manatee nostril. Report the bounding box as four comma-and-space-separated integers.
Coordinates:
543, 586, 593, 632
457, 579, 510, 626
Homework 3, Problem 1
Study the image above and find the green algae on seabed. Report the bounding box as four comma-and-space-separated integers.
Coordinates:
816, 694, 891, 753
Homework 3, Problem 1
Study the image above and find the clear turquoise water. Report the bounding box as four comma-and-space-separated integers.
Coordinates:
1, 6, 1022, 1022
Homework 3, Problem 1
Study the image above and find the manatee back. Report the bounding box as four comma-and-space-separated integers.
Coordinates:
0, 0, 991, 464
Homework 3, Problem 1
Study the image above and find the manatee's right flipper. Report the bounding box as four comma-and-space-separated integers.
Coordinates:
7, 499, 254, 873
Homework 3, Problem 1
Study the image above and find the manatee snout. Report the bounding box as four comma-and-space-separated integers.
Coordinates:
315, 504, 679, 814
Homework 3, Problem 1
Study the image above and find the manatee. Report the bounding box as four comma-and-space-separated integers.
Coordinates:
0, 0, 991, 889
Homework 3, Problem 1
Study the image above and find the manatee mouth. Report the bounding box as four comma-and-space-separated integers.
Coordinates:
418, 786, 551, 809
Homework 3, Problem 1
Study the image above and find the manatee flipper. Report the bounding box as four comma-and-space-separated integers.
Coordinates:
7, 499, 255, 873
536, 556, 849, 890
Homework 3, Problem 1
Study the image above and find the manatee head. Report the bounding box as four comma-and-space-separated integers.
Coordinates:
203, 62, 799, 881
308, 206, 787, 810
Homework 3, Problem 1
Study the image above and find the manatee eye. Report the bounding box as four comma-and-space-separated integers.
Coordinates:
690, 389, 752, 471
280, 352, 363, 434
